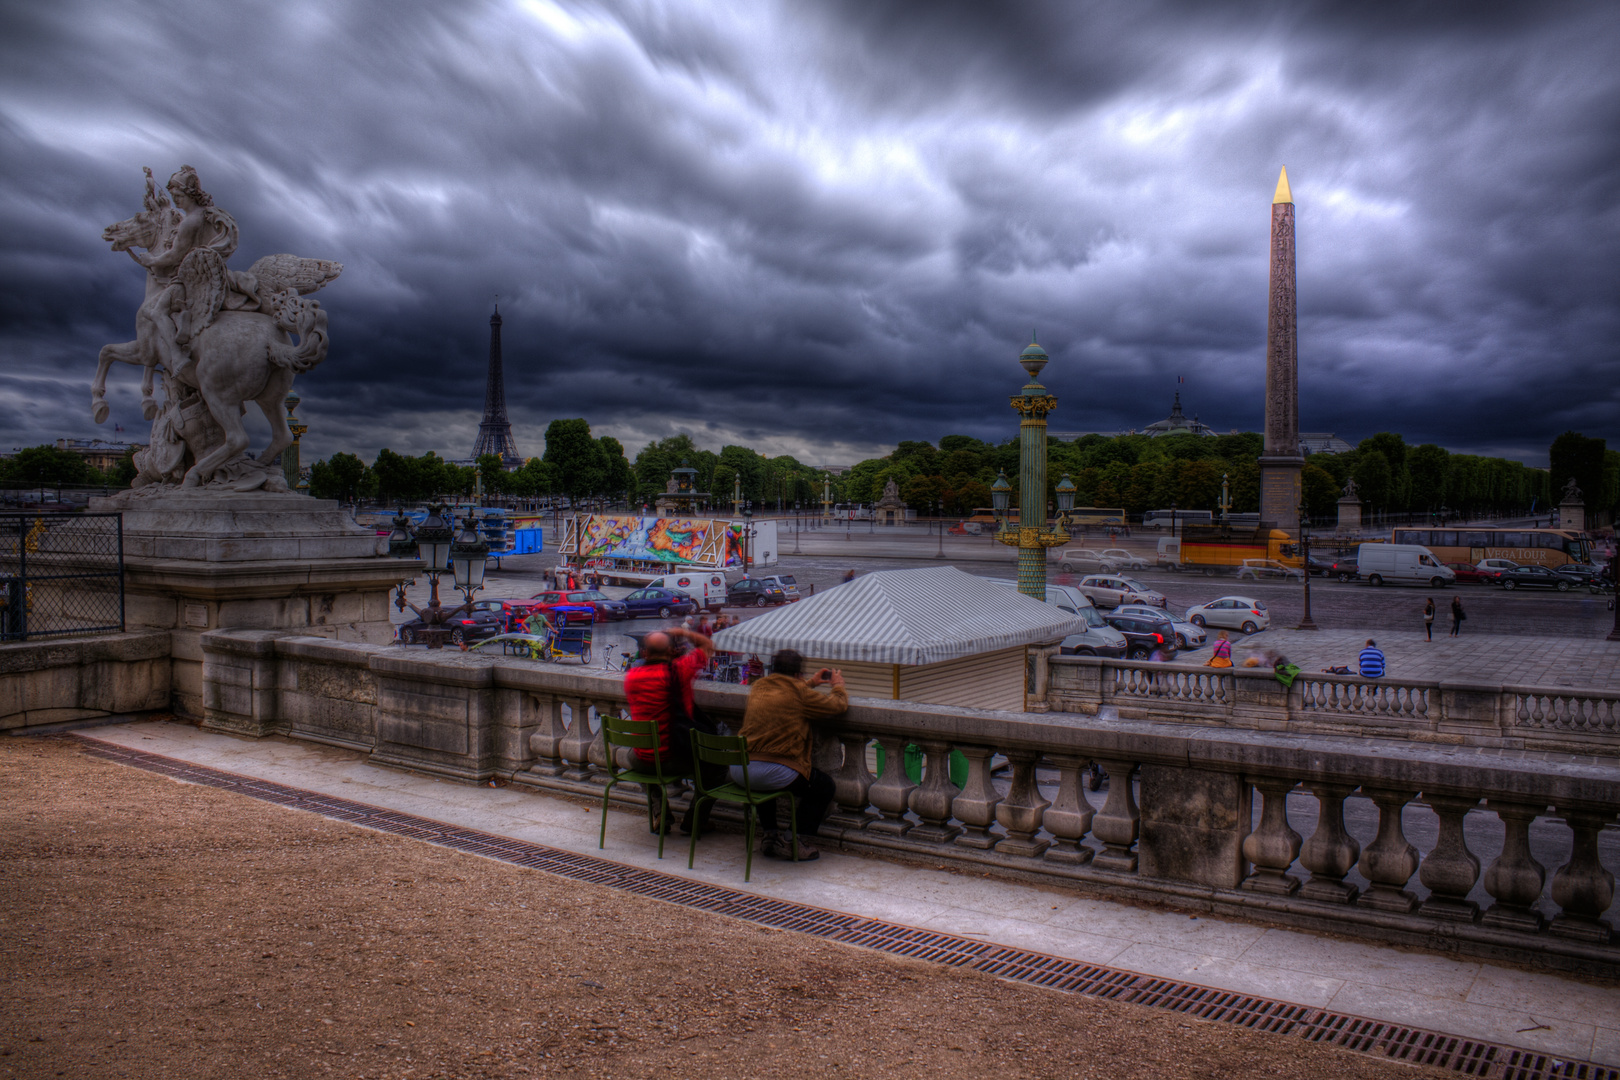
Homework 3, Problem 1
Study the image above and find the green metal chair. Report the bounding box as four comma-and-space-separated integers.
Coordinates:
686, 731, 798, 881
599, 713, 691, 859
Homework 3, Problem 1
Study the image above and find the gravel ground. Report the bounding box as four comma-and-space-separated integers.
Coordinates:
0, 736, 1438, 1080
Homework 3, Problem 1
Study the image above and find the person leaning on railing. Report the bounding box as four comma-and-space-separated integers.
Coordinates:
731, 649, 848, 862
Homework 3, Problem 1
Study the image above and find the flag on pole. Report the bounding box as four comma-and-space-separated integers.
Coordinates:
114, 424, 123, 432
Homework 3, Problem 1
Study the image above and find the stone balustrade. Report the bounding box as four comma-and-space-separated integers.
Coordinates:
1047, 654, 1620, 754
183, 628, 1620, 975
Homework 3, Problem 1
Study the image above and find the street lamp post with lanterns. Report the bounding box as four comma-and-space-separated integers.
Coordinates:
1297, 502, 1318, 631
994, 338, 1070, 600
386, 504, 490, 648
935, 497, 946, 558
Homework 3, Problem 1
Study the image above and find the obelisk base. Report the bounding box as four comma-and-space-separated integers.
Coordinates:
1257, 455, 1303, 537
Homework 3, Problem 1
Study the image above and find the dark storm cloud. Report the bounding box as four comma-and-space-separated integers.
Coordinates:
2, 0, 1616, 467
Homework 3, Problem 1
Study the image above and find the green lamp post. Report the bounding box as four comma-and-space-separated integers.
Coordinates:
996, 337, 1069, 599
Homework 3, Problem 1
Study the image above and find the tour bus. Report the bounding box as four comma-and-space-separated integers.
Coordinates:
1389, 527, 1590, 570
1143, 509, 1213, 531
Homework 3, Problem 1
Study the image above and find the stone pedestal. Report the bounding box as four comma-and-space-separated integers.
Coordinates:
87, 488, 409, 721
1258, 455, 1302, 536
1558, 498, 1585, 533
1336, 493, 1362, 532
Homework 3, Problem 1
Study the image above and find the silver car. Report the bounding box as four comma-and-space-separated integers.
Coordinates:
1100, 548, 1149, 571
1076, 574, 1168, 609
1058, 548, 1119, 574
1114, 603, 1206, 650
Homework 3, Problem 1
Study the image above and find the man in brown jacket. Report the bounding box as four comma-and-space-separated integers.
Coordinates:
732, 649, 847, 861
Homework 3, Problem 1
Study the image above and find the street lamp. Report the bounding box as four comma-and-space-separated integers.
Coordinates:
1219, 474, 1231, 526
390, 503, 481, 649
1297, 501, 1318, 631
1055, 474, 1076, 535
935, 497, 946, 558
1170, 498, 1178, 541
450, 510, 490, 595
794, 500, 802, 554
742, 502, 754, 572
386, 507, 418, 616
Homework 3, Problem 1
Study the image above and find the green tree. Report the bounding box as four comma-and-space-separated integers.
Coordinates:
476, 454, 508, 496
1407, 444, 1450, 515
951, 479, 990, 515
901, 474, 947, 513
1354, 450, 1394, 513
1302, 463, 1340, 519
310, 452, 371, 502
597, 436, 631, 501
0, 446, 92, 487
543, 419, 604, 500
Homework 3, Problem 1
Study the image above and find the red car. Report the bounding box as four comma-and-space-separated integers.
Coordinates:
1445, 562, 1496, 584
526, 589, 629, 622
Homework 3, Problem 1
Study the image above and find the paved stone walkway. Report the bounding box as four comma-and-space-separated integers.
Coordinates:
1231, 629, 1620, 691
84, 721, 1620, 1069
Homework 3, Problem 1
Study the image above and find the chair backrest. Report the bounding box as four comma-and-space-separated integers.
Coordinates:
691, 730, 749, 768
602, 713, 659, 751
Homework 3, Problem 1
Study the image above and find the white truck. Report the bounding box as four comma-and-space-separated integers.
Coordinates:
1357, 542, 1455, 588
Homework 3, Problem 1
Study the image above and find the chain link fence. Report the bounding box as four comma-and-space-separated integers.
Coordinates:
0, 512, 125, 643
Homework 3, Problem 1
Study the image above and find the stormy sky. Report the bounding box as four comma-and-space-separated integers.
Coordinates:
2, 1, 1617, 468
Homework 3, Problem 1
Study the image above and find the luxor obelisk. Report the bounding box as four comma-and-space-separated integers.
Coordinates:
1258, 166, 1303, 535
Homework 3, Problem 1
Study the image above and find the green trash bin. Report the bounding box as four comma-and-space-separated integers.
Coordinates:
873, 741, 968, 787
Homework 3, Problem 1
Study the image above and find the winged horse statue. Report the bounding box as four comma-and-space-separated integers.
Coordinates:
95, 165, 342, 491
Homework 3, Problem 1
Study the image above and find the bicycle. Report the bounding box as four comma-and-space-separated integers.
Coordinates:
604, 649, 635, 673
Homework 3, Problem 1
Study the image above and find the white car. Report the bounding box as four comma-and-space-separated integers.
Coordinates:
1100, 548, 1149, 570
1185, 596, 1271, 634
1058, 549, 1118, 574
1077, 575, 1168, 609
1114, 604, 1207, 650
1477, 558, 1519, 575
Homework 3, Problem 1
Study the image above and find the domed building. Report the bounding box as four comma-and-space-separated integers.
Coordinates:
1142, 392, 1216, 438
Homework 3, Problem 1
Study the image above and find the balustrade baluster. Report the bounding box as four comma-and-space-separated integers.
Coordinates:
558, 697, 596, 782
824, 734, 875, 831
867, 734, 917, 836
993, 751, 1049, 857
907, 741, 962, 844
1242, 778, 1301, 895
1090, 759, 1139, 872
950, 745, 1001, 849
527, 694, 567, 777
1549, 808, 1617, 942
1356, 788, 1419, 912
1481, 800, 1547, 933
1418, 795, 1481, 921
1299, 784, 1360, 903
1042, 754, 1094, 865
587, 700, 615, 772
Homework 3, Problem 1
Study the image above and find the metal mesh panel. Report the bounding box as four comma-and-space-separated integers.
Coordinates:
0, 512, 124, 642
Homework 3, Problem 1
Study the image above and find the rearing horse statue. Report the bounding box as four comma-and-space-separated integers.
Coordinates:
95, 165, 342, 490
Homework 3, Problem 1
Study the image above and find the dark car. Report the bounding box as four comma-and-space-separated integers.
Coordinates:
1329, 557, 1359, 582
1101, 613, 1178, 660
725, 578, 789, 607
468, 597, 542, 631
1444, 562, 1495, 584
398, 606, 503, 646
1304, 555, 1338, 577
1498, 565, 1575, 592
526, 589, 629, 621
621, 587, 698, 619
1553, 563, 1606, 584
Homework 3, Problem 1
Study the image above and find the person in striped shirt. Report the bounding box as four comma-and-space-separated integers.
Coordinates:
1358, 639, 1386, 679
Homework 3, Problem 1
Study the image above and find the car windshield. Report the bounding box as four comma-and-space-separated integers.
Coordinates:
777, 575, 796, 585
1251, 601, 1268, 611
1081, 608, 1107, 628
1122, 578, 1149, 591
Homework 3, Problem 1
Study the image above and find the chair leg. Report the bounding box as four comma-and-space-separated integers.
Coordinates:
655, 784, 668, 860
599, 779, 615, 849
686, 794, 710, 870
787, 792, 799, 862
743, 806, 754, 882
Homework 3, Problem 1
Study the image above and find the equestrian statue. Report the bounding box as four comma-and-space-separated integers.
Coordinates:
95, 165, 342, 492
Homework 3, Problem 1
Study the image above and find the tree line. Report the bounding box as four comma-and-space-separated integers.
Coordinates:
298, 423, 1608, 523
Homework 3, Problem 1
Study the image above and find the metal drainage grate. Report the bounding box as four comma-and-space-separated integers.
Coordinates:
71, 735, 1617, 1080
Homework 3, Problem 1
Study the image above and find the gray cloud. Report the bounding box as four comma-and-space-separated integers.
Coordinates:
1, 0, 1616, 468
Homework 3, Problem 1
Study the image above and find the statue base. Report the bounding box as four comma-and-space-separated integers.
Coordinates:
1257, 454, 1304, 537
87, 488, 408, 721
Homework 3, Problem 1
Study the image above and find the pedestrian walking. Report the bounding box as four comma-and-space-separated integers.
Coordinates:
1423, 598, 1435, 641
1450, 596, 1465, 637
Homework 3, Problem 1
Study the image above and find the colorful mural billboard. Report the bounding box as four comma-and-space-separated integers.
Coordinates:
567, 516, 742, 568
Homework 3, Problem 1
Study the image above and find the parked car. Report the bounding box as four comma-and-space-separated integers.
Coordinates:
398, 606, 504, 646
1236, 558, 1304, 581
1184, 596, 1271, 634
1497, 565, 1576, 592
468, 597, 543, 632
1056, 606, 1130, 658
1476, 558, 1520, 576
1304, 555, 1338, 577
1057, 549, 1119, 574
1553, 563, 1606, 584
619, 587, 698, 619
1444, 562, 1496, 584
725, 577, 789, 607
1328, 556, 1360, 582
1101, 612, 1179, 660
1099, 548, 1149, 570
1076, 574, 1167, 609
1114, 604, 1206, 650
980, 578, 1096, 615
526, 588, 629, 622
756, 573, 802, 601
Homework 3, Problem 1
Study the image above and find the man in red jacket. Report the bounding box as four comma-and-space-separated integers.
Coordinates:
623, 627, 718, 833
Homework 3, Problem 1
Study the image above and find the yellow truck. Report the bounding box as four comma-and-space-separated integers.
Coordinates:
1156, 526, 1302, 576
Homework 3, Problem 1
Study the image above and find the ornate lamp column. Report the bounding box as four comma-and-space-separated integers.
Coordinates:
998, 337, 1066, 600
282, 392, 308, 494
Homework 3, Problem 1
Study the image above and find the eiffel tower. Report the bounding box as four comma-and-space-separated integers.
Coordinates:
472, 305, 522, 468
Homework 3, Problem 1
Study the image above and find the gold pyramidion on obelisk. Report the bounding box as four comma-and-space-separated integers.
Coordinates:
1257, 166, 1302, 535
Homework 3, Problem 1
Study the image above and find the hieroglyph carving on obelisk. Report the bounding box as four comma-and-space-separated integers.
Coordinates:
1257, 166, 1304, 534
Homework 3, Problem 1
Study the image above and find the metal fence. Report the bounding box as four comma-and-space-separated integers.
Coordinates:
0, 512, 124, 643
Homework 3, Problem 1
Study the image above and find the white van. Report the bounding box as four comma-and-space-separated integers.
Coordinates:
646, 570, 729, 612
1357, 543, 1455, 588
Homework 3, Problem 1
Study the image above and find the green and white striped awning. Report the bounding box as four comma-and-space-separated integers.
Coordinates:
711, 565, 1089, 666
